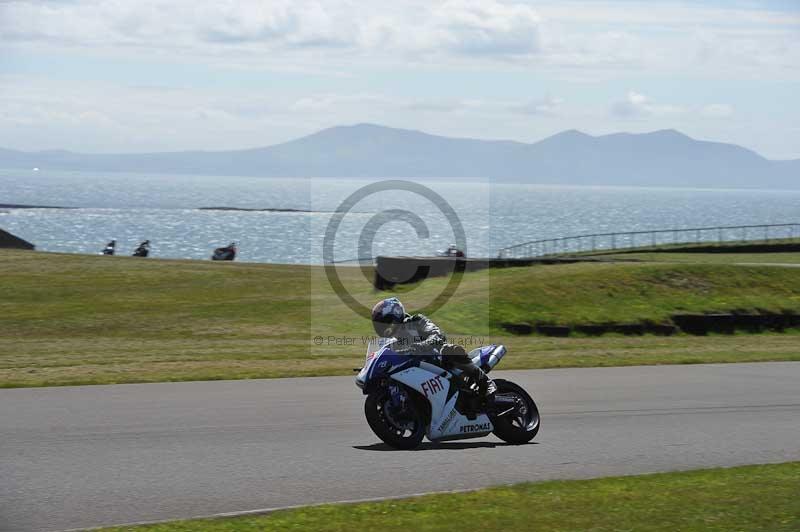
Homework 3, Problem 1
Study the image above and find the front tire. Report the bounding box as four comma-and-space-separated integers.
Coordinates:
364, 388, 426, 450
491, 379, 540, 444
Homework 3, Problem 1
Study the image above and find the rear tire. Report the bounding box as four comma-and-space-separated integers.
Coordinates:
491, 379, 540, 445
364, 388, 426, 450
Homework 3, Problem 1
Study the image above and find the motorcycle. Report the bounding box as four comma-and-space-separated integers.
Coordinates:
211, 242, 237, 261
132, 240, 150, 257
437, 244, 465, 258
355, 338, 540, 449
101, 240, 116, 256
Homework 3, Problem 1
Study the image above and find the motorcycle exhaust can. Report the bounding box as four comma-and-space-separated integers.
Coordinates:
469, 345, 506, 372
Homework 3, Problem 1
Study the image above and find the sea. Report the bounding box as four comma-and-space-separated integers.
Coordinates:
1, 169, 799, 264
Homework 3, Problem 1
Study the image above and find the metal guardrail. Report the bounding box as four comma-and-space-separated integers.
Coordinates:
497, 223, 800, 259
330, 256, 375, 264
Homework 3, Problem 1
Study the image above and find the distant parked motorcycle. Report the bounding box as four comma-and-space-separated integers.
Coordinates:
355, 338, 540, 449
132, 240, 150, 257
437, 244, 465, 258
101, 239, 116, 256
211, 242, 237, 261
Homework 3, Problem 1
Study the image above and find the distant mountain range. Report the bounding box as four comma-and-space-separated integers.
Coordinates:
2, 124, 798, 188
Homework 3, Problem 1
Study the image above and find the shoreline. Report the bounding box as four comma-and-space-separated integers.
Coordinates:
0, 203, 76, 209
198, 206, 333, 213
1, 204, 336, 213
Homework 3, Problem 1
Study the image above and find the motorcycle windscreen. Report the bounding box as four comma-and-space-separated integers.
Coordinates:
365, 337, 397, 365
358, 338, 409, 388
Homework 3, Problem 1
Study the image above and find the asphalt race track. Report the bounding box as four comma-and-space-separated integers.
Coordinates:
2, 362, 799, 531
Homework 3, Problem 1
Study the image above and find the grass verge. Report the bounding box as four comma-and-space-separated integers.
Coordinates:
2, 249, 800, 387
102, 462, 800, 531
601, 251, 800, 264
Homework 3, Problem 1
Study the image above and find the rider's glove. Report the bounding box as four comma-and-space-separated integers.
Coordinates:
440, 344, 467, 358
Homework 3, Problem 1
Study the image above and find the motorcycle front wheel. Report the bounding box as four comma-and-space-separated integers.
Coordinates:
364, 388, 426, 450
491, 379, 540, 444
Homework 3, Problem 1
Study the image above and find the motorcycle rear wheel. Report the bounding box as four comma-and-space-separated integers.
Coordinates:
364, 388, 425, 450
491, 379, 540, 444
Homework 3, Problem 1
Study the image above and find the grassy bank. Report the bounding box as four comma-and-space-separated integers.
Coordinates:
1, 249, 799, 387
603, 251, 800, 264
571, 237, 800, 265
572, 237, 800, 257
103, 462, 800, 531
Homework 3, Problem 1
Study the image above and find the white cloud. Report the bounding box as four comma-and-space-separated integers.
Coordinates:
194, 1, 355, 48
610, 91, 684, 119
610, 92, 737, 121
425, 0, 541, 56
1, 0, 796, 76
512, 95, 564, 116
0, 0, 542, 60
538, 3, 800, 28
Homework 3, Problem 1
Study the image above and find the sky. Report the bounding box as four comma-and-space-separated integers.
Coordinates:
1, 0, 799, 159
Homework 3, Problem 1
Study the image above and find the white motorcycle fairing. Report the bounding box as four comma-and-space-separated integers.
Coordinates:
389, 363, 493, 441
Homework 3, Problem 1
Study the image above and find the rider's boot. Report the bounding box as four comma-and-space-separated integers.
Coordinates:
476, 370, 497, 407
441, 344, 495, 414
459, 364, 495, 416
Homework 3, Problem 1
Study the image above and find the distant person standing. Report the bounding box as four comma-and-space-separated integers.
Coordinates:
101, 239, 116, 256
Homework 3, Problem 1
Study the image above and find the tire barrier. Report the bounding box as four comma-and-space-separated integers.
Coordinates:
501, 312, 800, 337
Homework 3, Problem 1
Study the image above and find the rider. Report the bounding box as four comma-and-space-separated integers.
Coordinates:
370, 297, 495, 401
